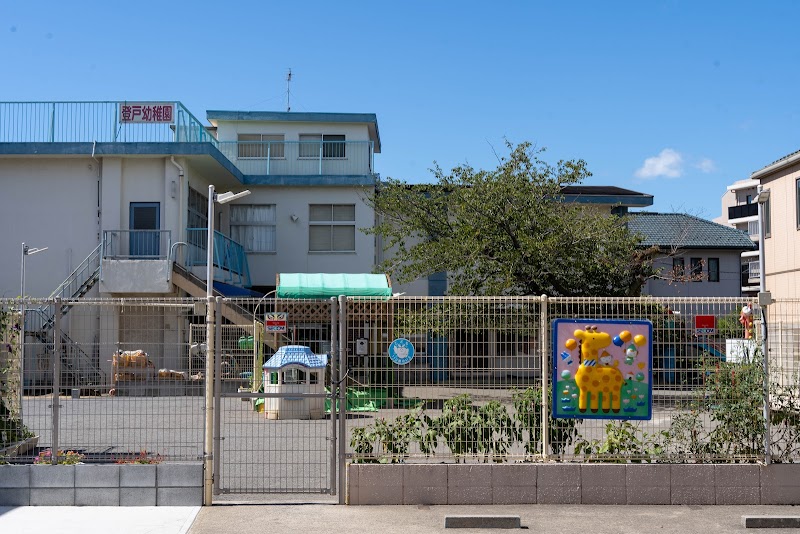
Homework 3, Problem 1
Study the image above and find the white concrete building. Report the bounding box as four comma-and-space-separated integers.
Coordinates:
717, 178, 762, 296
0, 101, 382, 385
0, 103, 382, 299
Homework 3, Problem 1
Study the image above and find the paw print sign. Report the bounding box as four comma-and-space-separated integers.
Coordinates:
553, 319, 653, 421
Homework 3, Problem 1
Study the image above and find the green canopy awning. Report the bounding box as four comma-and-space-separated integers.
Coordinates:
276, 273, 392, 299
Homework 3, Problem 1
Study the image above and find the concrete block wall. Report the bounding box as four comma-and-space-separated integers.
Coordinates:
348, 463, 800, 505
0, 463, 203, 506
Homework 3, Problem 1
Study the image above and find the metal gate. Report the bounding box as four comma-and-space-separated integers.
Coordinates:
213, 298, 339, 495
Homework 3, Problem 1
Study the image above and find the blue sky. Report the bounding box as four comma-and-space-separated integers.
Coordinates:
3, 1, 799, 219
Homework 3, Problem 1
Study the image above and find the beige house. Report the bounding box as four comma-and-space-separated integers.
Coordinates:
749, 150, 800, 299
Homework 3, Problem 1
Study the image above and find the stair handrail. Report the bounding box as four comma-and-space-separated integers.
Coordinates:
46, 243, 102, 301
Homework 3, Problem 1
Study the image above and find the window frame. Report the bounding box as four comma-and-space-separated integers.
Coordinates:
690, 257, 703, 282
672, 257, 685, 279
237, 133, 285, 159
298, 134, 347, 159
308, 203, 356, 253
229, 204, 277, 253
796, 178, 800, 230
187, 187, 208, 230
707, 257, 720, 283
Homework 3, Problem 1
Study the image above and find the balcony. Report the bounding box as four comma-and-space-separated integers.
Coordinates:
0, 101, 215, 145
217, 140, 375, 177
747, 260, 760, 282
100, 230, 173, 294
728, 203, 758, 221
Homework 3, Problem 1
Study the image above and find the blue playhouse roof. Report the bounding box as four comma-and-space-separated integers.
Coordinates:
262, 345, 329, 370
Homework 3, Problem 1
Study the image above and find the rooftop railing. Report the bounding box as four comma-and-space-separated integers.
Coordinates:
217, 140, 374, 176
0, 101, 217, 146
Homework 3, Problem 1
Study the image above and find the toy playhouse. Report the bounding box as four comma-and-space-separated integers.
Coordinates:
262, 345, 328, 420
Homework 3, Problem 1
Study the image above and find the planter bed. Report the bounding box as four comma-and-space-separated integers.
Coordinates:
0, 462, 203, 506
348, 463, 800, 505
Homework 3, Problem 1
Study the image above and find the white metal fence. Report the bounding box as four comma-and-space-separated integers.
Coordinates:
2, 296, 798, 481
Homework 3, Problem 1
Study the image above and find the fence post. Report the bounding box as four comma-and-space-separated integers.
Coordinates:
203, 295, 214, 505
329, 297, 338, 496
338, 295, 347, 504
761, 302, 771, 465
213, 297, 222, 494
539, 294, 549, 460
52, 298, 61, 464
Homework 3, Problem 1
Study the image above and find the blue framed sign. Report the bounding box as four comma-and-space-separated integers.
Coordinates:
552, 319, 653, 420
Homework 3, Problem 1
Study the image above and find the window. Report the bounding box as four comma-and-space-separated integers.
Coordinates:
764, 198, 771, 238
796, 178, 800, 229
690, 258, 703, 282
299, 134, 346, 158
708, 257, 720, 282
672, 257, 685, 278
230, 205, 276, 253
237, 134, 284, 158
187, 187, 208, 230
746, 194, 752, 204
309, 204, 355, 252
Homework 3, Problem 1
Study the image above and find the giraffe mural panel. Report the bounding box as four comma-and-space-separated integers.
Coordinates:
552, 319, 653, 421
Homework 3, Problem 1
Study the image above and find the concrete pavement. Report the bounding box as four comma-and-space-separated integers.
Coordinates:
0, 506, 200, 534
2, 503, 799, 533
188, 503, 800, 534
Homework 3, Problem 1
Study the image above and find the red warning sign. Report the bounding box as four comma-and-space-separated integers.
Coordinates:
695, 315, 716, 335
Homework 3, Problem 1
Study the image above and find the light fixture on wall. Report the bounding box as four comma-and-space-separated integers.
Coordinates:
170, 181, 177, 199
290, 214, 299, 222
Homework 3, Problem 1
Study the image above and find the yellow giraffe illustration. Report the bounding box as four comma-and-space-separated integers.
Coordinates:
566, 326, 624, 413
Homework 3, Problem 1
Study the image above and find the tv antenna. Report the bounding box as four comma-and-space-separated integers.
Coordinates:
286, 69, 292, 112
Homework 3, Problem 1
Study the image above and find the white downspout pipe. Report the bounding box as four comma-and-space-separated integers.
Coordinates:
170, 157, 185, 243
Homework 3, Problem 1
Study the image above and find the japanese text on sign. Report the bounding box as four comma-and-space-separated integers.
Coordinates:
119, 103, 175, 124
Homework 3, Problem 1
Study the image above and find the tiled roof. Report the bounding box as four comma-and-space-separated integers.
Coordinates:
262, 345, 328, 369
752, 147, 800, 176
628, 212, 757, 250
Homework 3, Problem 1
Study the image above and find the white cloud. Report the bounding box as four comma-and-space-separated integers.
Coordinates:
635, 148, 684, 179
695, 158, 716, 173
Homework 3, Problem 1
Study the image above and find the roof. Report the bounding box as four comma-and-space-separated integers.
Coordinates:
206, 110, 381, 153
276, 273, 392, 299
751, 147, 800, 179
725, 178, 758, 192
263, 346, 328, 370
628, 212, 757, 250
559, 186, 654, 207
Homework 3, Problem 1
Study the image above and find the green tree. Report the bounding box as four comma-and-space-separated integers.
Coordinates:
366, 142, 653, 296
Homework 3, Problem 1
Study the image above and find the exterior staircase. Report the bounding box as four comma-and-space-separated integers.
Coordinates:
171, 262, 256, 326
27, 244, 104, 388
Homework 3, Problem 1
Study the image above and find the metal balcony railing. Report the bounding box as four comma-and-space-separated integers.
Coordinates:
217, 140, 374, 176
102, 229, 172, 259
728, 203, 758, 220
747, 220, 759, 237
185, 229, 251, 287
0, 101, 216, 146
748, 260, 761, 281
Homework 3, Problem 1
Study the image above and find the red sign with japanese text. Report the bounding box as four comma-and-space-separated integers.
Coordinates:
119, 103, 175, 124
